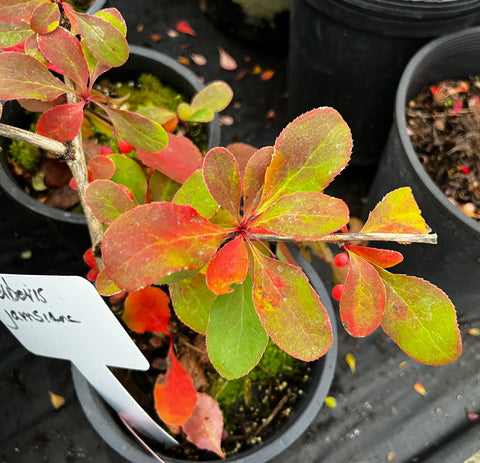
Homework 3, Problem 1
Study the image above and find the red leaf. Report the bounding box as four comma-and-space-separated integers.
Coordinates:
30, 3, 60, 34
37, 27, 89, 91
203, 147, 242, 218
154, 345, 197, 426
88, 155, 116, 180
206, 236, 249, 295
37, 101, 85, 141
0, 0, 43, 22
123, 286, 171, 334
340, 251, 386, 337
182, 393, 225, 459
137, 133, 203, 184
345, 245, 403, 269
176, 20, 196, 36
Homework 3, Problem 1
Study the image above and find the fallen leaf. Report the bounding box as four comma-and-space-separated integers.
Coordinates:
467, 328, 480, 336
414, 382, 427, 396
218, 45, 237, 71
176, 20, 196, 36
399, 360, 407, 368
182, 392, 225, 459
48, 391, 66, 409
260, 69, 275, 81
324, 396, 337, 408
387, 452, 396, 462
252, 64, 262, 74
450, 99, 463, 116
136, 24, 143, 32
467, 412, 479, 421
150, 33, 162, 42
167, 29, 179, 38
177, 56, 190, 67
191, 53, 207, 66
266, 108, 276, 119
219, 115, 234, 126
345, 353, 356, 374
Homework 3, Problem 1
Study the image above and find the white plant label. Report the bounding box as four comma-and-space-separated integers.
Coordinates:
0, 273, 177, 445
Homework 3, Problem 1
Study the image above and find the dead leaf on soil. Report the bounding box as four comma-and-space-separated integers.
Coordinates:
48, 391, 66, 409
218, 45, 237, 71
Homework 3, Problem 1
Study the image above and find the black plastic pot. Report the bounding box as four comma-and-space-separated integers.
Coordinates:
288, 0, 480, 166
72, 247, 338, 463
86, 0, 107, 13
203, 0, 291, 53
0, 46, 221, 256
365, 27, 480, 315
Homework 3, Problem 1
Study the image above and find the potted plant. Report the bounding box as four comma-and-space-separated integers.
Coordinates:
0, 2, 463, 461
366, 26, 480, 315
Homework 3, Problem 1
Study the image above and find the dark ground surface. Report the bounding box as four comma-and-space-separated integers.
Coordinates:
1, 1, 479, 462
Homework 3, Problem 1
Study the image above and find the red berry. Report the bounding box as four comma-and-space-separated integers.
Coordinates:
83, 248, 97, 269
86, 268, 99, 282
332, 284, 344, 301
118, 139, 133, 154
461, 165, 470, 174
69, 178, 77, 190
334, 252, 349, 267
100, 145, 114, 156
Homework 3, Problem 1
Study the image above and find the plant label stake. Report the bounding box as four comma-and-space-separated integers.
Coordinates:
0, 273, 177, 446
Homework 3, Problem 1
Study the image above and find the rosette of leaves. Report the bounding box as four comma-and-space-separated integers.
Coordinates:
88, 107, 462, 383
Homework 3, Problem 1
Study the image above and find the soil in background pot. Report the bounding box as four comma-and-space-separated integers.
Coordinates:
406, 76, 480, 221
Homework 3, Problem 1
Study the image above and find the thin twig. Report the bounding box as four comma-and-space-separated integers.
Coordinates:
254, 232, 438, 245
253, 393, 290, 437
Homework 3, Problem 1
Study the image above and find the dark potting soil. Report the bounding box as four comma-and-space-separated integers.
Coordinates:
406, 76, 480, 221
111, 307, 312, 460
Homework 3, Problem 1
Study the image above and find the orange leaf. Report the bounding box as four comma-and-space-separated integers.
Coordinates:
414, 382, 427, 396
346, 245, 403, 269
260, 69, 275, 81
206, 236, 249, 295
154, 345, 197, 426
123, 286, 171, 334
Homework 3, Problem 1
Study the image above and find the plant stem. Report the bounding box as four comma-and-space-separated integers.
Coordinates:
254, 232, 438, 245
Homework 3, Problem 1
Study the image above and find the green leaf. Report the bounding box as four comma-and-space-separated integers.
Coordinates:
243, 146, 273, 219
102, 202, 227, 291
85, 179, 135, 224
150, 170, 181, 202
100, 105, 168, 153
173, 170, 219, 219
340, 251, 385, 337
0, 0, 43, 22
178, 105, 214, 123
71, 11, 128, 67
0, 52, 70, 101
191, 81, 233, 113
108, 154, 147, 205
95, 268, 122, 296
0, 19, 33, 47
136, 106, 177, 125
379, 269, 462, 365
37, 27, 89, 91
259, 107, 352, 212
362, 187, 431, 235
94, 8, 127, 36
206, 236, 249, 295
207, 275, 268, 379
251, 250, 333, 361
30, 3, 59, 34
169, 273, 214, 334
136, 133, 202, 184
203, 147, 242, 219
250, 191, 349, 240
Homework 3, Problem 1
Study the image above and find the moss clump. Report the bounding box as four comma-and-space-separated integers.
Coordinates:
9, 138, 45, 173
114, 73, 184, 112
210, 341, 307, 432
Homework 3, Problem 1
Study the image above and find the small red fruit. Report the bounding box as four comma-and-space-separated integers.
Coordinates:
118, 139, 133, 154
332, 284, 344, 301
69, 178, 77, 190
100, 145, 114, 156
334, 252, 349, 267
461, 165, 470, 174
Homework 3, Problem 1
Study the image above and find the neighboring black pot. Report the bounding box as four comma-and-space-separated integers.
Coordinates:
0, 46, 221, 256
72, 247, 338, 463
86, 0, 107, 13
288, 0, 480, 166
365, 27, 480, 315
203, 0, 291, 53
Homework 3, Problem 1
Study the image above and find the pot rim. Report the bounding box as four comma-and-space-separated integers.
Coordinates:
395, 26, 480, 234
73, 246, 338, 463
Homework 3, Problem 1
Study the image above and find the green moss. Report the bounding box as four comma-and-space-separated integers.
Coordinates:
114, 73, 184, 112
210, 341, 306, 430
9, 136, 45, 173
